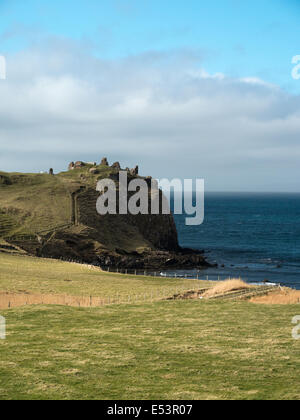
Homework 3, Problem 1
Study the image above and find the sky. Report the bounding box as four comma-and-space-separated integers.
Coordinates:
0, 0, 300, 191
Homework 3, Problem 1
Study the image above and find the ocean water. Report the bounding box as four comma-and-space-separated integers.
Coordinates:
171, 193, 300, 290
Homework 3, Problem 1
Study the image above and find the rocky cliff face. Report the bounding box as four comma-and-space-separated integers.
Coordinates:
75, 185, 180, 252
0, 161, 209, 269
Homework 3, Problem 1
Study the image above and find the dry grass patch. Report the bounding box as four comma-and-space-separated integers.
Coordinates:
0, 290, 167, 309
0, 291, 108, 309
251, 287, 300, 305
203, 279, 252, 298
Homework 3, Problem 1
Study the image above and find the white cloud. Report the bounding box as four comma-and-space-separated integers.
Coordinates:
239, 76, 275, 87
1, 40, 300, 191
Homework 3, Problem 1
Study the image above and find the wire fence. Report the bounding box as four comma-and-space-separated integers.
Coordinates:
56, 258, 243, 283
0, 284, 282, 310
207, 285, 280, 301
0, 285, 209, 310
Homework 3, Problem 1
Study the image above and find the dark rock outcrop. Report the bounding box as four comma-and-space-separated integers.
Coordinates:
130, 166, 139, 176
74, 161, 86, 169
0, 174, 12, 185
96, 249, 209, 270
111, 162, 121, 170
100, 157, 109, 166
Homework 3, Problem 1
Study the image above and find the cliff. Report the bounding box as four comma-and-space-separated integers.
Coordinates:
0, 161, 209, 269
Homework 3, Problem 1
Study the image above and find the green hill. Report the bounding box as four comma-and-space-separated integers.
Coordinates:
0, 163, 208, 269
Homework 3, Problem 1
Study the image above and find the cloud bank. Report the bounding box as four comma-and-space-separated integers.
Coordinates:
1, 39, 300, 191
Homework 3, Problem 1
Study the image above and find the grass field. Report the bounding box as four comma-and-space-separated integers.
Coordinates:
0, 253, 299, 400
0, 301, 299, 400
0, 253, 212, 299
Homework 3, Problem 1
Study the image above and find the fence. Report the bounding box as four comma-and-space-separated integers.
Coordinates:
207, 285, 280, 301
102, 266, 215, 280
0, 285, 208, 310
0, 283, 282, 310
61, 259, 247, 283
83, 264, 279, 287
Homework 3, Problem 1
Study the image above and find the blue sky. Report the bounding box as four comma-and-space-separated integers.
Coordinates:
0, 0, 300, 191
1, 0, 299, 92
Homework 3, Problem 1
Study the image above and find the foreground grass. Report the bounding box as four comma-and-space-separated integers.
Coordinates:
0, 253, 299, 400
0, 300, 299, 400
0, 253, 212, 299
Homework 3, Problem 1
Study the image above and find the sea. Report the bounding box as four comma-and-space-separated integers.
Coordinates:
169, 193, 300, 290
